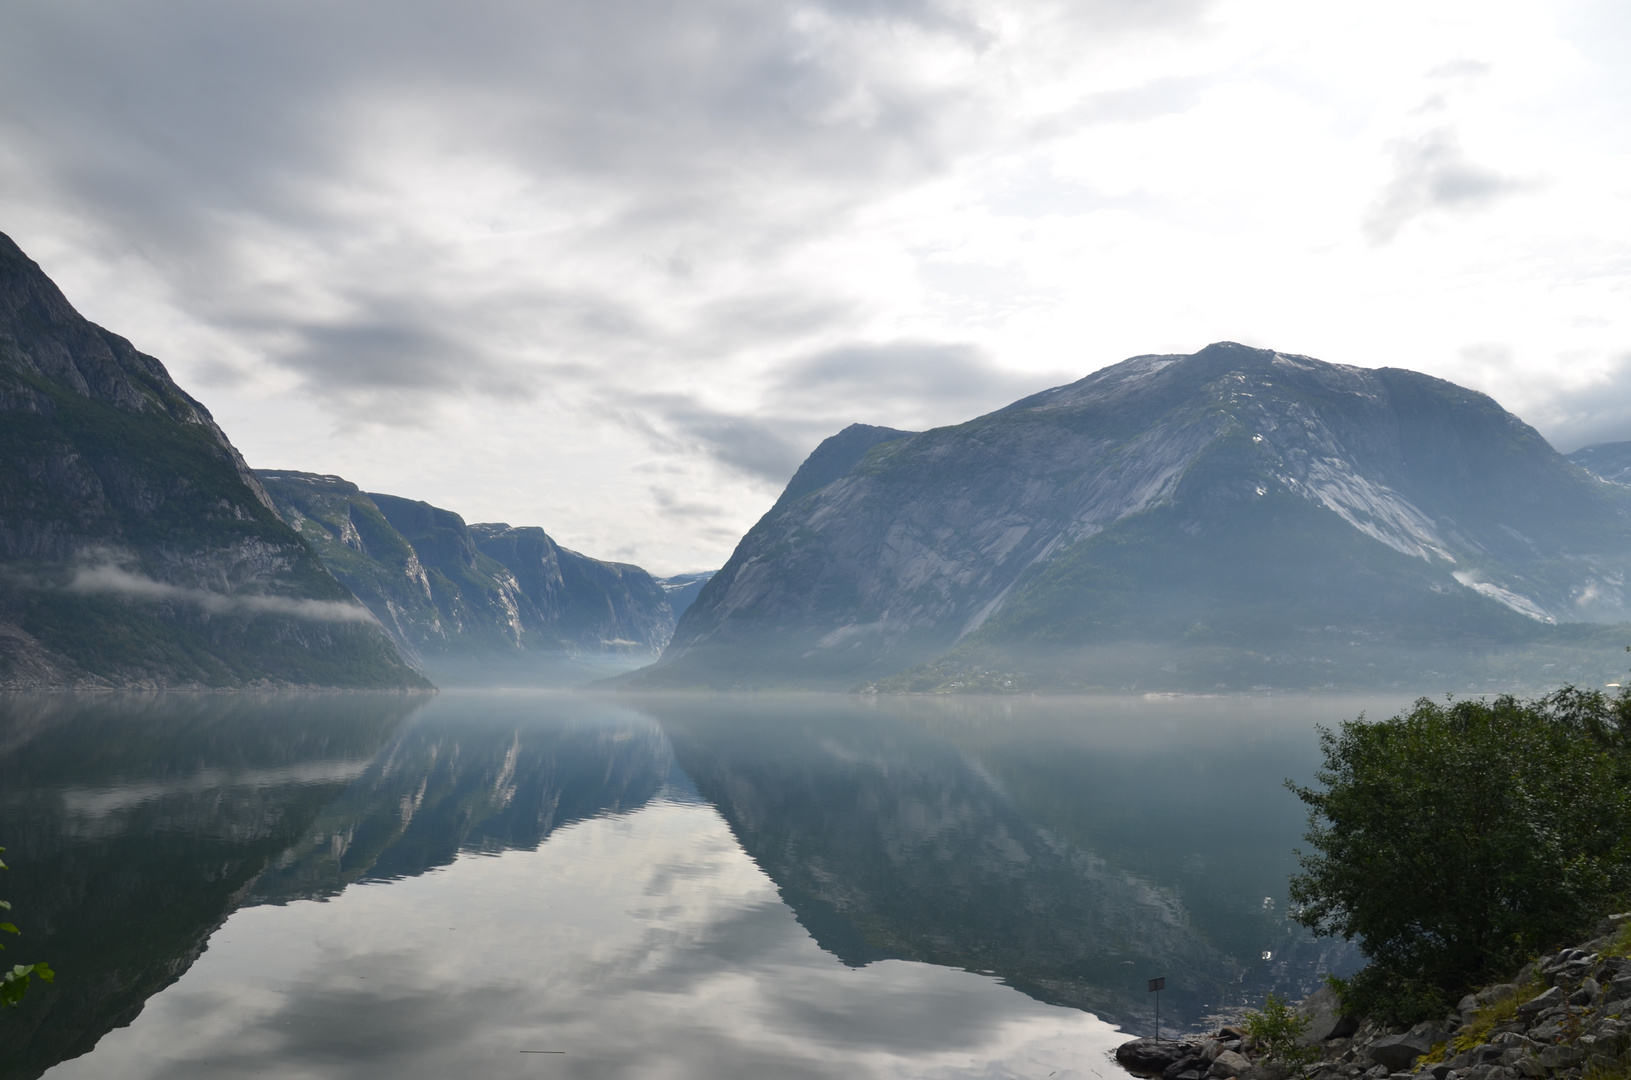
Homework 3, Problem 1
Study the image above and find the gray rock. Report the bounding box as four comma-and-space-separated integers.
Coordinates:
1209, 1050, 1253, 1078
1568, 978, 1599, 1006
1239, 1065, 1290, 1080
1537, 1046, 1584, 1070
1166, 1055, 1208, 1080
1117, 1038, 1206, 1076
1302, 985, 1362, 1043
1593, 913, 1630, 937
1476, 984, 1517, 1007
1368, 1034, 1436, 1073
1516, 987, 1564, 1015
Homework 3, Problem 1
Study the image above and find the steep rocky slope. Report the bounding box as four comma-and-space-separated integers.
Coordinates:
1568, 441, 1631, 485
257, 471, 673, 685
1118, 914, 1631, 1080
634, 344, 1631, 690
656, 571, 716, 618
0, 232, 424, 688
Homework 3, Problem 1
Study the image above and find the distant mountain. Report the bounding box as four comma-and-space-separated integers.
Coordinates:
0, 232, 425, 689
257, 471, 674, 685
656, 571, 716, 619
631, 343, 1631, 691
1567, 441, 1631, 485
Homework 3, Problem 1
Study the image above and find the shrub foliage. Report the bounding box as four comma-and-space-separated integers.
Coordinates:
1288, 688, 1631, 1022
1, 847, 54, 1008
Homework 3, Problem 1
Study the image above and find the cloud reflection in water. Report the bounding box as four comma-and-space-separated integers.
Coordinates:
45, 798, 1125, 1080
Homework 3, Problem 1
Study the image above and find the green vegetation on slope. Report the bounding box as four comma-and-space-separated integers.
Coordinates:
1288, 688, 1631, 1022
0, 231, 426, 688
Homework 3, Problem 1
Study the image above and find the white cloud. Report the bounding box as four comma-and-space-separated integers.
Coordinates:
68, 561, 378, 623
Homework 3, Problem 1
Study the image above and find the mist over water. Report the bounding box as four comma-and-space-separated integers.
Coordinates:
0, 691, 1403, 1079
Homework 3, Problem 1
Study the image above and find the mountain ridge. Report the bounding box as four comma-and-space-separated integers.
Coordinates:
0, 232, 425, 689
257, 470, 675, 686
635, 343, 1631, 691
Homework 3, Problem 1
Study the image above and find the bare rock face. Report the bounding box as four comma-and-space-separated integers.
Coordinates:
0, 231, 425, 688
256, 471, 675, 683
633, 343, 1631, 690
1568, 441, 1631, 485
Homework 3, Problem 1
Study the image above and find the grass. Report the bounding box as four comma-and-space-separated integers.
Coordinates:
1451, 973, 1547, 1054
1604, 920, 1631, 960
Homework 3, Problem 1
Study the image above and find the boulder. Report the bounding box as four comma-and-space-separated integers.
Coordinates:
1300, 984, 1361, 1043
1117, 1038, 1204, 1076
1593, 913, 1630, 937
1366, 1032, 1435, 1072
1537, 1046, 1584, 1070
1208, 1051, 1252, 1078
1164, 1055, 1207, 1080
1516, 986, 1564, 1015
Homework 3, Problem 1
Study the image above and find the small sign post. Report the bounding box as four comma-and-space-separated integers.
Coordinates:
1148, 977, 1166, 1042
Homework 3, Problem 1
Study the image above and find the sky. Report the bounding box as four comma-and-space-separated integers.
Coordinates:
2, 0, 1629, 575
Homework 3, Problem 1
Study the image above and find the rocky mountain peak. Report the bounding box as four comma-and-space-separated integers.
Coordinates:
632, 344, 1631, 690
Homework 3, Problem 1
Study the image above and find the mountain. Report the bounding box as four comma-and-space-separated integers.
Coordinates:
0, 232, 425, 689
656, 571, 716, 618
256, 471, 674, 685
1568, 441, 1631, 485
631, 343, 1631, 691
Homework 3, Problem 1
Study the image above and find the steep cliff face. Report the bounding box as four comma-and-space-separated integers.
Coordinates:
656, 572, 716, 618
641, 344, 1631, 689
0, 232, 425, 689
257, 471, 674, 684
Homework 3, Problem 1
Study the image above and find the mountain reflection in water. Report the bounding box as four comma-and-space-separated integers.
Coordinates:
0, 691, 1388, 1080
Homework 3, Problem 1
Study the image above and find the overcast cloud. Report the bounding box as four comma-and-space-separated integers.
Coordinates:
2, 0, 1628, 572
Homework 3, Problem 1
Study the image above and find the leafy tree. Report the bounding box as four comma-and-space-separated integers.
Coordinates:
1, 847, 54, 1009
1288, 689, 1631, 1022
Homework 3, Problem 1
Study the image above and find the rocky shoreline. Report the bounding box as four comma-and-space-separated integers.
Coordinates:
1117, 914, 1631, 1080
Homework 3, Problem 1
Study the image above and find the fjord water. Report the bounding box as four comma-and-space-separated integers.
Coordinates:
0, 691, 1402, 1080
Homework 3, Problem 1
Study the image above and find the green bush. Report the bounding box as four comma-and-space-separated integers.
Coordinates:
1, 847, 54, 1008
1242, 992, 1318, 1067
1288, 688, 1631, 1023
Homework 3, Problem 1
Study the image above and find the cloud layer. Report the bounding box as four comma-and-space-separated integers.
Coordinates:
2, 0, 1628, 571
68, 562, 378, 623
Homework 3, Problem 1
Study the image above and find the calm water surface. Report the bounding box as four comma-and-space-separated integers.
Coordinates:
0, 690, 1410, 1080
